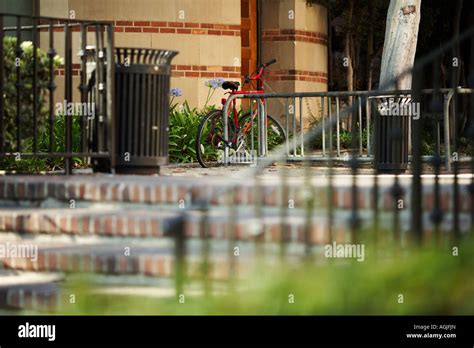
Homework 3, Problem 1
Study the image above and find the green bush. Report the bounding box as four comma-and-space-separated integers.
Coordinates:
309, 127, 369, 151
168, 102, 212, 163
0, 37, 71, 172
2, 37, 62, 151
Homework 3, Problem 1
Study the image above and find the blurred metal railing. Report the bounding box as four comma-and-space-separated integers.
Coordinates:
171, 24, 474, 297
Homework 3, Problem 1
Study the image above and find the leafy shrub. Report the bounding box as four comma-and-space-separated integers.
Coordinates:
168, 102, 212, 163
2, 37, 62, 151
0, 115, 84, 172
309, 126, 369, 151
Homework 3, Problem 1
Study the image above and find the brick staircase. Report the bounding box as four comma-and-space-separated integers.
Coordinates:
0, 174, 471, 312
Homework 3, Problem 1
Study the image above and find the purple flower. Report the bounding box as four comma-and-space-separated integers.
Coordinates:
204, 77, 225, 89
170, 88, 183, 97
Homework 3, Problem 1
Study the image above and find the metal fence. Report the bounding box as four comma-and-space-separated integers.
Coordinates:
221, 88, 474, 172
0, 13, 115, 174
168, 24, 474, 297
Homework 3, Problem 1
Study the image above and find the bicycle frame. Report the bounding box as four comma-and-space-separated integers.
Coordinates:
220, 61, 273, 143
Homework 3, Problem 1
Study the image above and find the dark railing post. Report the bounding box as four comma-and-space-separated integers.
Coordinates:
47, 20, 56, 153
64, 22, 73, 175
430, 58, 444, 243
411, 63, 424, 245
15, 16, 22, 153
200, 203, 211, 298
174, 222, 186, 300
350, 97, 360, 244
0, 14, 4, 153
32, 16, 38, 153
106, 23, 116, 172
79, 24, 87, 155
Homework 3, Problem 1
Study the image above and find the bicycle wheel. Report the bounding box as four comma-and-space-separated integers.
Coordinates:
238, 112, 286, 156
196, 109, 234, 168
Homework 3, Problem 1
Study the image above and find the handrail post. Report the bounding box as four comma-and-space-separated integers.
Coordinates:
444, 89, 454, 172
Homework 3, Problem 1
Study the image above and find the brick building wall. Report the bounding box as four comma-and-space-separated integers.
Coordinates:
38, 0, 328, 123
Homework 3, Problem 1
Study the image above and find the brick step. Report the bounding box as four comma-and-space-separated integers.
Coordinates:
0, 270, 62, 311
1, 175, 472, 212
0, 239, 267, 280
0, 205, 470, 243
0, 207, 182, 238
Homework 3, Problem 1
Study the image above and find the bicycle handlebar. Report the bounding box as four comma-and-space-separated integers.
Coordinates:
245, 58, 277, 84
262, 59, 277, 68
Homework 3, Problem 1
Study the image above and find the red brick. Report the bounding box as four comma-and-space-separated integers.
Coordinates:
157, 258, 166, 275
128, 218, 136, 236
151, 21, 167, 27
185, 71, 200, 77
94, 218, 101, 235
144, 256, 153, 275
208, 30, 221, 35
134, 21, 150, 26
177, 28, 191, 34
177, 65, 192, 70
192, 29, 207, 35
132, 185, 140, 202
105, 217, 114, 236
168, 21, 184, 27
143, 27, 159, 33
125, 27, 141, 32
71, 217, 79, 234
151, 220, 160, 237
160, 28, 176, 34
116, 21, 133, 26
185, 22, 200, 28
200, 72, 215, 77
154, 186, 161, 202
139, 219, 148, 237
60, 254, 69, 271
48, 253, 58, 271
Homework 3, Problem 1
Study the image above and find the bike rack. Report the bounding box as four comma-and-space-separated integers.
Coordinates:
222, 88, 474, 170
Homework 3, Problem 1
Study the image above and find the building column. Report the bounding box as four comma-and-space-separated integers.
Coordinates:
260, 0, 328, 127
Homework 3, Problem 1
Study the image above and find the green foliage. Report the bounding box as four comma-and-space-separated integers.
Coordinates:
309, 126, 369, 151
168, 102, 212, 163
2, 37, 62, 151
52, 237, 474, 315
0, 115, 85, 172
0, 37, 78, 172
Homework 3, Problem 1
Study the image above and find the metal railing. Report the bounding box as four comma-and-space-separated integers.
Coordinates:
169, 24, 474, 297
0, 13, 115, 174
221, 88, 474, 172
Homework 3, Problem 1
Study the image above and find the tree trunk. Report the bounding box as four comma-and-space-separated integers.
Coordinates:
379, 0, 422, 90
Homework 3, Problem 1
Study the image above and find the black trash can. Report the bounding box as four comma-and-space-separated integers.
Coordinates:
86, 47, 178, 174
373, 96, 411, 173
113, 47, 178, 174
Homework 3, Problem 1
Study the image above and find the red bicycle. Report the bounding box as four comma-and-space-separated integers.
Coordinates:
195, 59, 286, 167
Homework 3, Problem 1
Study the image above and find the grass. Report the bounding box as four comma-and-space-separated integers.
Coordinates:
49, 237, 474, 316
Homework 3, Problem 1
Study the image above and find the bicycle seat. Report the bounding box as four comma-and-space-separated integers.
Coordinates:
222, 81, 240, 91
